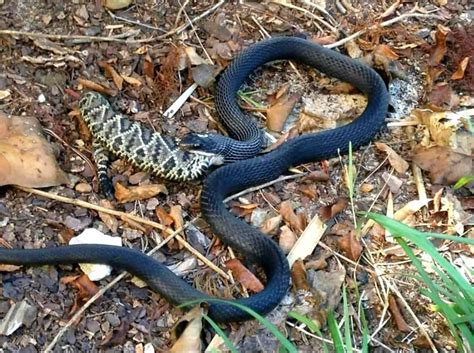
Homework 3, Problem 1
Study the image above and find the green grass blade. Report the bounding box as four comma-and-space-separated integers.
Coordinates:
203, 315, 239, 353
327, 310, 344, 353
287, 311, 320, 333
342, 286, 353, 353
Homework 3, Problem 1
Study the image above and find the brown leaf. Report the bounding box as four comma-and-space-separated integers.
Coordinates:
0, 112, 69, 187
78, 78, 117, 96
225, 258, 264, 293
155, 206, 174, 227
427, 84, 459, 110
319, 198, 348, 221
99, 61, 123, 90
291, 260, 310, 291
280, 200, 304, 232
430, 25, 450, 65
388, 295, 411, 332
143, 53, 155, 79
413, 147, 472, 185
411, 110, 456, 147
373, 44, 399, 71
170, 306, 204, 353
360, 183, 374, 193
266, 86, 300, 132
61, 274, 99, 317
170, 205, 184, 231
115, 183, 168, 203
337, 229, 362, 261
260, 215, 282, 234
98, 200, 119, 233
121, 75, 142, 87
304, 171, 330, 182
375, 142, 409, 174
279, 225, 297, 254
451, 57, 470, 80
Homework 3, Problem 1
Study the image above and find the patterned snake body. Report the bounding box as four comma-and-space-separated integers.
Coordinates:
0, 38, 389, 322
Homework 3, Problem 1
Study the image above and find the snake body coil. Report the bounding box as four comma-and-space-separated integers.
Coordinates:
0, 38, 389, 322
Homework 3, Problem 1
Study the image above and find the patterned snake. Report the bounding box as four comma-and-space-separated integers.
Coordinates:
0, 38, 389, 322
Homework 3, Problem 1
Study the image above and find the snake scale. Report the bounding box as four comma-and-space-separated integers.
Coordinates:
0, 37, 389, 322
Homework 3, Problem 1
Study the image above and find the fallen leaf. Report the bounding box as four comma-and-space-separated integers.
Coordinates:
287, 214, 326, 268
388, 295, 411, 332
0, 90, 11, 100
98, 200, 119, 233
319, 198, 348, 221
379, 0, 401, 18
266, 87, 300, 132
170, 205, 184, 231
304, 171, 330, 182
0, 264, 21, 272
451, 57, 470, 80
191, 64, 220, 88
260, 215, 282, 234
62, 274, 99, 317
170, 306, 204, 353
427, 84, 459, 110
291, 260, 310, 291
280, 200, 305, 232
374, 44, 399, 71
279, 225, 297, 254
143, 53, 155, 79
99, 61, 123, 90
121, 75, 142, 87
394, 199, 431, 223
155, 206, 174, 227
115, 183, 168, 203
413, 147, 472, 185
429, 25, 450, 66
0, 112, 69, 187
202, 20, 232, 41
345, 40, 363, 58
411, 110, 458, 147
225, 259, 264, 293
360, 183, 374, 193
337, 229, 362, 261
375, 142, 409, 174
78, 78, 117, 96
299, 184, 318, 200
184, 46, 208, 66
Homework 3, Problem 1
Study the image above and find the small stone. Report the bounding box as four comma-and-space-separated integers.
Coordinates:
75, 182, 92, 193
105, 0, 132, 10
37, 94, 46, 103
360, 183, 374, 193
105, 313, 121, 327
86, 319, 100, 333
146, 198, 159, 210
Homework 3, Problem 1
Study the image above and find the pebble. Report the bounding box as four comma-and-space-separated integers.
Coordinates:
105, 313, 121, 327
146, 198, 159, 210
75, 182, 92, 193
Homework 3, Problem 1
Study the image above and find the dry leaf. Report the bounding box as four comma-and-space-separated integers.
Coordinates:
0, 264, 21, 272
375, 142, 409, 174
413, 147, 472, 185
319, 198, 348, 221
388, 295, 411, 332
374, 44, 399, 71
411, 110, 458, 147
280, 200, 304, 232
61, 274, 99, 317
279, 225, 297, 254
451, 57, 470, 80
427, 84, 459, 110
184, 46, 207, 66
291, 260, 310, 291
155, 206, 174, 227
115, 183, 168, 203
225, 259, 264, 293
337, 229, 362, 261
394, 199, 430, 223
266, 87, 300, 132
121, 75, 143, 87
0, 90, 11, 100
360, 183, 374, 193
0, 112, 69, 187
98, 200, 119, 233
78, 78, 117, 96
430, 25, 450, 66
99, 61, 123, 90
170, 205, 184, 231
379, 0, 401, 18
143, 53, 155, 79
170, 306, 204, 353
260, 215, 282, 234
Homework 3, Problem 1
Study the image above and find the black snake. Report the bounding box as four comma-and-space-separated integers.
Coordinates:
0, 37, 389, 322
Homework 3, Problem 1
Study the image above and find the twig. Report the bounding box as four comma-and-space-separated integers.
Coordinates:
175, 0, 226, 35
223, 173, 307, 203
106, 9, 167, 33
44, 217, 198, 353
15, 186, 230, 280
325, 12, 442, 49
271, 1, 339, 34
174, 0, 191, 28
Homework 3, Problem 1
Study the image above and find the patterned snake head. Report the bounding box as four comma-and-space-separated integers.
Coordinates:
78, 91, 105, 112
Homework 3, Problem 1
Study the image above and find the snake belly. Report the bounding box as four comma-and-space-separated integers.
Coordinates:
0, 37, 389, 323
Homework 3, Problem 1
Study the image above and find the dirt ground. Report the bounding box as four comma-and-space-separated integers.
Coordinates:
0, 0, 472, 352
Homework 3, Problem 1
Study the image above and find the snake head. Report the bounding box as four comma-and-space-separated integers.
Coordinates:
180, 133, 226, 155
78, 91, 107, 112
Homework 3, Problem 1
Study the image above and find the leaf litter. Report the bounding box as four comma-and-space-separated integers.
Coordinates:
0, 0, 472, 352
